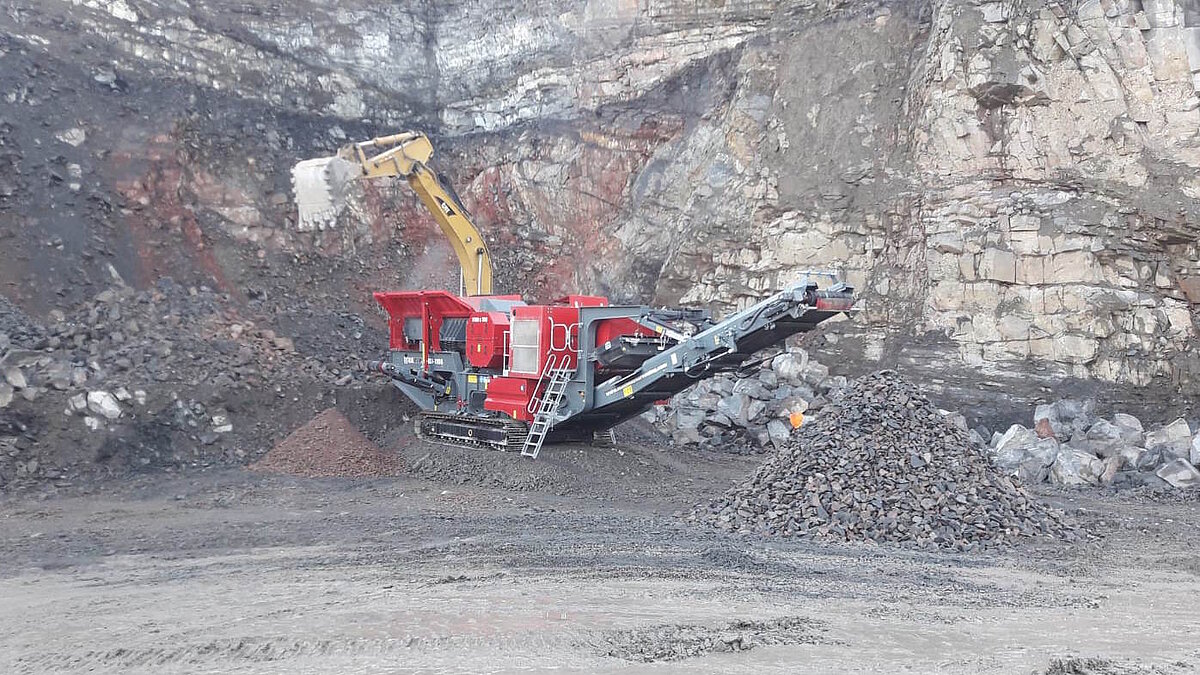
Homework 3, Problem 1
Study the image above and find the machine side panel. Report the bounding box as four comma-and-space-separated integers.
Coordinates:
484, 376, 535, 421
466, 311, 508, 369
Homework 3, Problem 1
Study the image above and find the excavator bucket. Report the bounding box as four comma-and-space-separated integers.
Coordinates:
291, 155, 361, 231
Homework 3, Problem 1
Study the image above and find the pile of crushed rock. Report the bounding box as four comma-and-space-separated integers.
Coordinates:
692, 371, 1076, 550
252, 408, 402, 478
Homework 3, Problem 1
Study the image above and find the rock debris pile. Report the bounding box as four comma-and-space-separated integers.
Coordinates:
991, 400, 1200, 490
252, 408, 401, 478
645, 345, 841, 454
0, 280, 363, 412
694, 371, 1075, 550
1, 278, 381, 488
0, 296, 46, 351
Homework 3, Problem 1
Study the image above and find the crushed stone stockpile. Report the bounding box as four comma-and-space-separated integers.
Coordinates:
252, 408, 401, 478
693, 371, 1076, 550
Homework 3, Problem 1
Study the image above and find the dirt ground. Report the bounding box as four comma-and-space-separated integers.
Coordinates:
1, 433, 1199, 675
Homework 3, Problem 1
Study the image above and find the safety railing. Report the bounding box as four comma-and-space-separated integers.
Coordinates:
547, 317, 582, 353
526, 352, 571, 415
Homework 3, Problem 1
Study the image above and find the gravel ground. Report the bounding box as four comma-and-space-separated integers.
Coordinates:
1, 435, 1199, 674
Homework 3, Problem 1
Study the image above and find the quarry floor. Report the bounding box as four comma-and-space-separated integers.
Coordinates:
1, 442, 1198, 675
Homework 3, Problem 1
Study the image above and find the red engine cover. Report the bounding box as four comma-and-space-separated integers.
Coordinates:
508, 305, 582, 376
466, 311, 508, 369
552, 295, 609, 308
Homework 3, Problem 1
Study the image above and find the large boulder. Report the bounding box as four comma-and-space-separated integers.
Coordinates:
1111, 471, 1170, 489
733, 378, 773, 401
716, 393, 752, 427
1155, 459, 1200, 489
1117, 446, 1146, 470
1033, 399, 1096, 441
968, 428, 987, 448
3, 366, 27, 389
1098, 456, 1123, 485
673, 426, 703, 445
799, 361, 829, 387
1145, 418, 1193, 461
1112, 413, 1145, 446
1032, 404, 1060, 439
766, 419, 791, 446
778, 396, 810, 416
994, 437, 1059, 484
746, 398, 767, 423
944, 412, 970, 432
694, 392, 721, 412
757, 368, 778, 388
1078, 419, 1127, 458
995, 424, 1038, 452
672, 409, 705, 431
1050, 447, 1105, 487
771, 351, 808, 385
1136, 446, 1175, 472
86, 390, 123, 420
1191, 434, 1200, 467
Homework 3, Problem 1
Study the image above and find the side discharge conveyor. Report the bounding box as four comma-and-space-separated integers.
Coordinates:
367, 274, 855, 456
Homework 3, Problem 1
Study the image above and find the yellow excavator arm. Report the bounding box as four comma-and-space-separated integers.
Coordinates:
292, 131, 494, 296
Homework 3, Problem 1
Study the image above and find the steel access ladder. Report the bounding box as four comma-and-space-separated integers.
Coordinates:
521, 359, 574, 458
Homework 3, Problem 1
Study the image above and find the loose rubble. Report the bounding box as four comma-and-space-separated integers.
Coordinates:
593, 616, 823, 663
693, 371, 1075, 550
251, 408, 401, 478
0, 296, 47, 350
660, 346, 1200, 492
645, 345, 841, 454
990, 399, 1200, 490
0, 279, 380, 488
1, 280, 365, 404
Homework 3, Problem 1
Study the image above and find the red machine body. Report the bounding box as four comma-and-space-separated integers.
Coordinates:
595, 317, 655, 347
553, 295, 609, 308
506, 304, 582, 376
370, 279, 855, 451
373, 289, 656, 423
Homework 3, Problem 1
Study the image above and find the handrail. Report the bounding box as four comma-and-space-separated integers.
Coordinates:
547, 317, 583, 352
501, 329, 511, 375
526, 352, 564, 414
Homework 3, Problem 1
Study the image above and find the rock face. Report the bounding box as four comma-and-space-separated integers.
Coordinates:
694, 371, 1075, 550
0, 0, 1198, 423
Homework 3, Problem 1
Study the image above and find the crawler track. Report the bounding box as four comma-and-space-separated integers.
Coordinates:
414, 411, 529, 451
